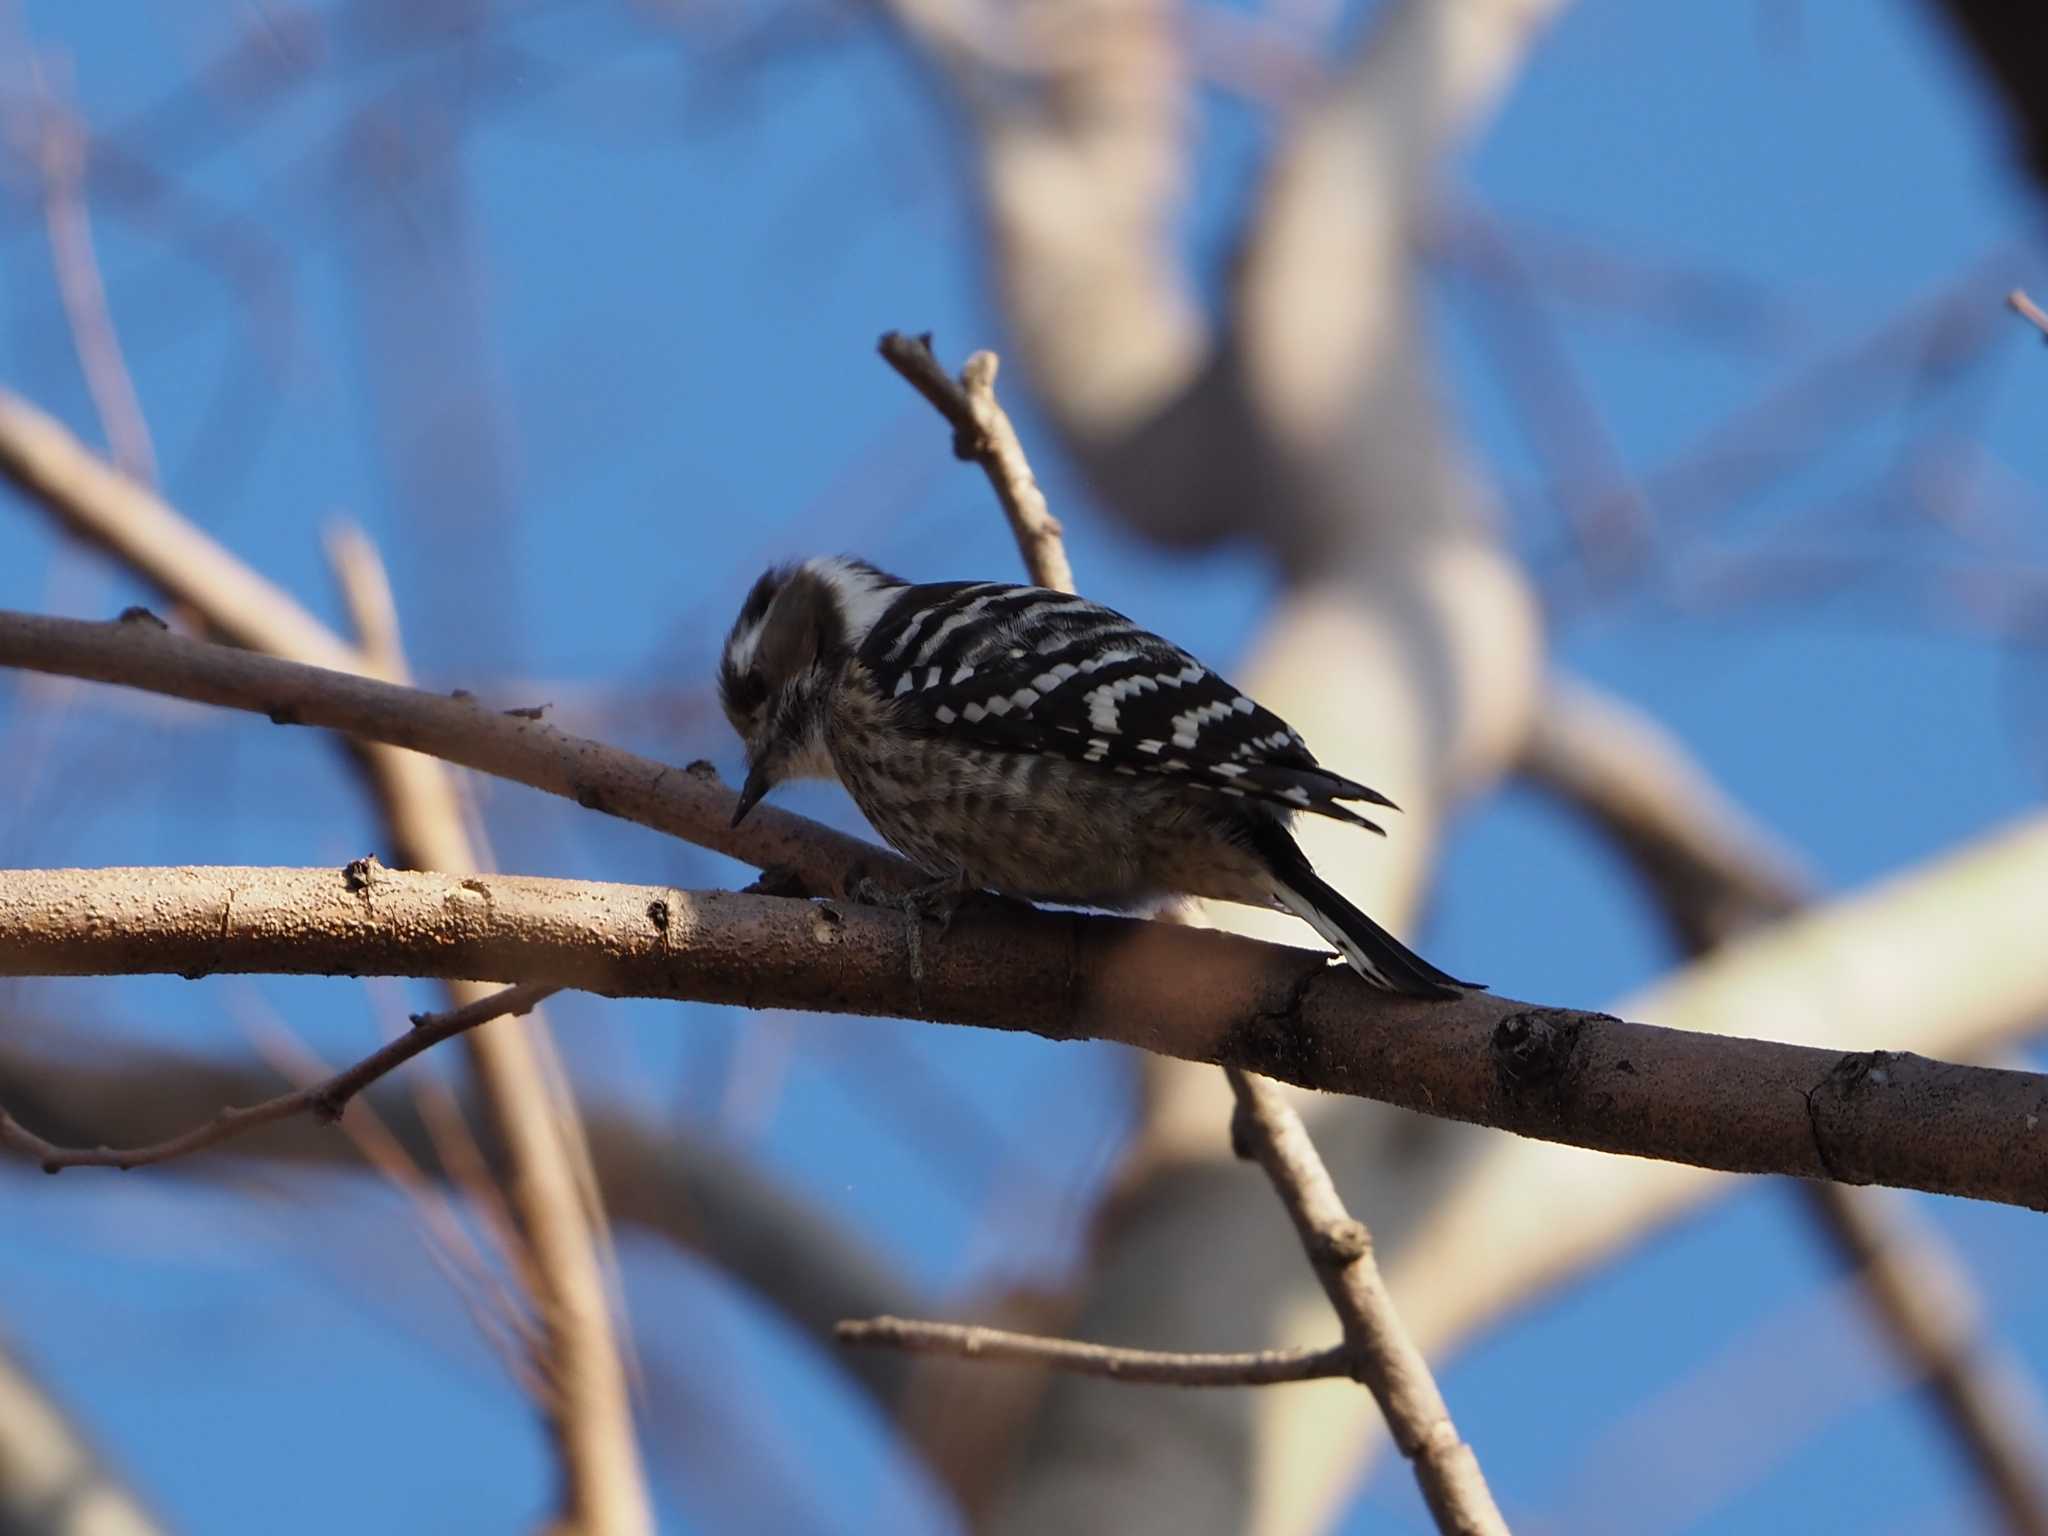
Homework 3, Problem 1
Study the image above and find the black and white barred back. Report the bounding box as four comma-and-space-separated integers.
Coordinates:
856, 579, 1398, 826
720, 557, 1474, 998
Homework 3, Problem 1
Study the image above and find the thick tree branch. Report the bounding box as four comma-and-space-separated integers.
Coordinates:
4, 863, 2048, 1212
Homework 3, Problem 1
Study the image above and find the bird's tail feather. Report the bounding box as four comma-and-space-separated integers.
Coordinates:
1263, 851, 1476, 1000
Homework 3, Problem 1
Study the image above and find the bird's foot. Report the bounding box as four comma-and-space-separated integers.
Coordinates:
852, 872, 975, 929
853, 872, 979, 988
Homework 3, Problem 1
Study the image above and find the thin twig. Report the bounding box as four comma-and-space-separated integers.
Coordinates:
957, 351, 1073, 592
877, 331, 1074, 592
26, 60, 159, 485
0, 983, 556, 1173
1227, 1069, 1505, 1534
837, 1317, 1353, 1385
878, 337, 1508, 1534
245, 1013, 550, 1400
2008, 289, 2048, 344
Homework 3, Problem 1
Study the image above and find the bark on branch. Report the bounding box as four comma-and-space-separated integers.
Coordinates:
0, 608, 913, 898
3, 863, 2047, 1212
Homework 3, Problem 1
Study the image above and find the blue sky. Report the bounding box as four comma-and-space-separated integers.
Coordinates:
0, 1, 2045, 1531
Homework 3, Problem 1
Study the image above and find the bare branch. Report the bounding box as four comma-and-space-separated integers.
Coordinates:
1, 852, 2046, 1210
12, 610, 2048, 1204
26, 65, 160, 485
0, 607, 909, 898
0, 390, 355, 665
325, 520, 409, 679
2009, 288, 2048, 343
1227, 1069, 1506, 1534
0, 982, 554, 1172
838, 1317, 1354, 1386
878, 332, 1074, 593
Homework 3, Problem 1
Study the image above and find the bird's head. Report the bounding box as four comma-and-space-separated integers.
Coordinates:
719, 556, 905, 825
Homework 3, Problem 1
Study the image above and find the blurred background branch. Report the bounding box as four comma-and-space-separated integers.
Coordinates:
0, 1342, 161, 1536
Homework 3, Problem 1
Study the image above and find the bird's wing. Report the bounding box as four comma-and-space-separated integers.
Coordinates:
858, 582, 1396, 829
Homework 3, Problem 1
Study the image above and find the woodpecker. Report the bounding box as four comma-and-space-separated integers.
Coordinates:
719, 556, 1474, 998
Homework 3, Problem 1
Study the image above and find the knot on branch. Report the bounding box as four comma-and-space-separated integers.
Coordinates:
1491, 1008, 1584, 1092
1805, 1049, 1910, 1185
1314, 1219, 1373, 1268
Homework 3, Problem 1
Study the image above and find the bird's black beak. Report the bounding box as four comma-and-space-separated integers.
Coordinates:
732, 760, 772, 827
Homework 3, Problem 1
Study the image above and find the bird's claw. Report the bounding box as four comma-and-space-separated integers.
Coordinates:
853, 874, 980, 990
853, 874, 974, 927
